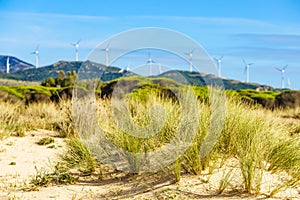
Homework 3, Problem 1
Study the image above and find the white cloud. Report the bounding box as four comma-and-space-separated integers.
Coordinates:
1, 11, 112, 21
128, 16, 276, 27
234, 33, 300, 45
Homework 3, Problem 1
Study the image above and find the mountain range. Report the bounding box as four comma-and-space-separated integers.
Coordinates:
0, 55, 34, 73
0, 55, 276, 91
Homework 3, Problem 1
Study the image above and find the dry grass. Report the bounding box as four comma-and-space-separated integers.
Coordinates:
71, 87, 300, 196
0, 101, 70, 139
0, 87, 300, 198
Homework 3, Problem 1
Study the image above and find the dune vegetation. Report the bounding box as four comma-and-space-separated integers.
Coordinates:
0, 79, 299, 198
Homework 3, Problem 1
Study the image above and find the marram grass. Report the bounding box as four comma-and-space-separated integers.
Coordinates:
0, 87, 299, 197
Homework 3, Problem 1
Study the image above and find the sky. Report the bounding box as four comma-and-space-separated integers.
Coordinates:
0, 0, 300, 89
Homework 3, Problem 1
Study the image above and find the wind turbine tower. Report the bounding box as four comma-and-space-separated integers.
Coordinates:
243, 59, 254, 83
105, 46, 109, 66
214, 56, 223, 77
146, 53, 155, 76
31, 45, 39, 68
158, 63, 162, 74
185, 49, 194, 72
126, 63, 130, 72
72, 40, 80, 61
6, 56, 10, 74
287, 78, 291, 89
101, 43, 110, 66
275, 65, 288, 89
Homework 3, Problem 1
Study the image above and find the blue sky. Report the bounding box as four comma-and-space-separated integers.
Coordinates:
0, 0, 300, 89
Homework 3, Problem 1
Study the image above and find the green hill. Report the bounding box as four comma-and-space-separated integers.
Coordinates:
158, 70, 275, 90
0, 59, 280, 91
0, 60, 134, 83
0, 75, 299, 109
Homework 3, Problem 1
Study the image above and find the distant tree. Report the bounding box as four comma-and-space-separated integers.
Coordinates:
41, 77, 56, 87
58, 70, 65, 79
67, 70, 77, 87
71, 70, 77, 77
41, 70, 78, 88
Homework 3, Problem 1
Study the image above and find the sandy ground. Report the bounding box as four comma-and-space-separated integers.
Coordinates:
0, 130, 300, 200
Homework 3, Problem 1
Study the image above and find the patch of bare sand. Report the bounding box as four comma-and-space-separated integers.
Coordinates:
0, 130, 65, 199
0, 130, 300, 200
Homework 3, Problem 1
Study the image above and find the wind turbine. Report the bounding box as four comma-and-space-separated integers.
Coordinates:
185, 48, 195, 72
126, 63, 130, 72
275, 65, 288, 89
71, 39, 80, 61
100, 43, 110, 66
158, 63, 162, 74
146, 53, 155, 76
242, 59, 254, 83
31, 45, 39, 68
6, 56, 10, 74
119, 63, 131, 73
287, 78, 291, 89
214, 56, 224, 77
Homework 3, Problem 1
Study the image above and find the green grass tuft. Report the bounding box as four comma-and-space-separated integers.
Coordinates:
36, 137, 54, 145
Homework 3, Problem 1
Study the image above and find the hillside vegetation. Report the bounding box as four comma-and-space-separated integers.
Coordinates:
0, 60, 127, 82
0, 59, 286, 91
0, 75, 299, 109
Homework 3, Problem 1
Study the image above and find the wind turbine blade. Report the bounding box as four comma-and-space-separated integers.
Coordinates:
77, 39, 81, 44
191, 48, 195, 53
36, 44, 39, 51
283, 65, 288, 70
147, 52, 152, 61
106, 41, 111, 49
275, 67, 281, 71
219, 55, 224, 60
242, 58, 247, 65
146, 56, 151, 64
248, 63, 254, 66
